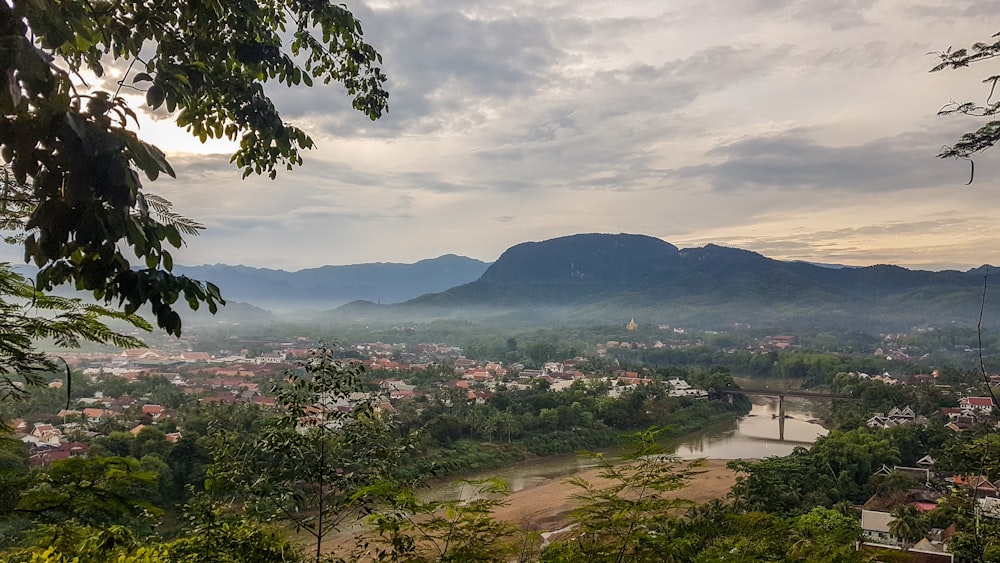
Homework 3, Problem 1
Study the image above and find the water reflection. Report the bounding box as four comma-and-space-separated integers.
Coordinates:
669, 396, 828, 460
430, 396, 828, 498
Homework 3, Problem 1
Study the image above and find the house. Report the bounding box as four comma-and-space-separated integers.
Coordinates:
117, 349, 168, 365
254, 351, 286, 364
57, 409, 82, 421
141, 404, 165, 421
952, 475, 999, 499
894, 465, 934, 485
979, 496, 1000, 519
251, 395, 276, 407
887, 406, 916, 421
862, 487, 948, 550
202, 392, 238, 405
940, 407, 979, 423
945, 421, 972, 432
519, 369, 544, 379
869, 406, 921, 429
958, 396, 996, 412
30, 423, 62, 446
83, 408, 112, 424
372, 359, 403, 371
179, 351, 212, 363
29, 442, 89, 465
860, 543, 954, 562
861, 509, 899, 547
389, 388, 415, 400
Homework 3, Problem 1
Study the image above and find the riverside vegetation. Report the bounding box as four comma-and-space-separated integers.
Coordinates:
2, 337, 1000, 562
3, 4, 1000, 560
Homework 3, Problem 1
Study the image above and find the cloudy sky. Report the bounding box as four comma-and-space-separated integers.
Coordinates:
126, 1, 1000, 271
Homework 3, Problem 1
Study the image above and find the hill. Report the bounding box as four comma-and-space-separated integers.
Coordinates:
173, 254, 490, 312
322, 233, 1000, 331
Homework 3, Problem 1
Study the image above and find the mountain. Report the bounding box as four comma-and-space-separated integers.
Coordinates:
173, 254, 490, 312
323, 233, 1000, 331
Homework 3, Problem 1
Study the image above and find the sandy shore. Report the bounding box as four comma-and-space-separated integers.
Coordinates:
490, 458, 740, 533
318, 457, 742, 557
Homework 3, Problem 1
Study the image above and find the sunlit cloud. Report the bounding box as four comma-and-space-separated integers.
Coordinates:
93, 0, 1000, 272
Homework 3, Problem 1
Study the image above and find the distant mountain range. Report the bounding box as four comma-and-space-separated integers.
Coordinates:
318, 233, 1000, 331
173, 254, 491, 312
27, 233, 998, 331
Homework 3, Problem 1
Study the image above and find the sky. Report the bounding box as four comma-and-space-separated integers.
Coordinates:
102, 1, 1000, 271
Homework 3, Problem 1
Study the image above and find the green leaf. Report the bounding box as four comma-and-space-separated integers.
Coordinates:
146, 84, 165, 109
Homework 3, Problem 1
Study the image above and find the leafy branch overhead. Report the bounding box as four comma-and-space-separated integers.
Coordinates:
0, 263, 149, 403
0, 0, 388, 335
931, 31, 1000, 174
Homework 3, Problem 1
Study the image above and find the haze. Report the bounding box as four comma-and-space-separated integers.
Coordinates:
102, 1, 1000, 271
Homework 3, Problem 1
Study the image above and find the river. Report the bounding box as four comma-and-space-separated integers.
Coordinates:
668, 395, 828, 460
435, 395, 828, 499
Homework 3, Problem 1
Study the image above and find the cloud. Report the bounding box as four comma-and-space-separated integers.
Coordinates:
262, 1, 560, 138
673, 127, 974, 193
677, 214, 1000, 270
84, 0, 1000, 272
704, 0, 875, 29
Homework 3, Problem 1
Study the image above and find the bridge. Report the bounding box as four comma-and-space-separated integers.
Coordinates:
720, 387, 857, 441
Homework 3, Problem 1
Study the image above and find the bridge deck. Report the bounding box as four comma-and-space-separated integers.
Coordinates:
724, 388, 857, 400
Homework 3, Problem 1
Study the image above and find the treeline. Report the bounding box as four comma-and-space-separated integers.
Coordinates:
190, 320, 1000, 369
370, 368, 750, 478
4, 346, 996, 562
0, 354, 753, 561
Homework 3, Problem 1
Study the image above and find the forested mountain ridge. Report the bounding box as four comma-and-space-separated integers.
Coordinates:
330, 233, 1000, 331
173, 254, 490, 311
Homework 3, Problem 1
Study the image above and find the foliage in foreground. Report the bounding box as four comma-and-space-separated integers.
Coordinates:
356, 477, 536, 563
542, 428, 702, 563
1, 0, 389, 336
208, 346, 413, 563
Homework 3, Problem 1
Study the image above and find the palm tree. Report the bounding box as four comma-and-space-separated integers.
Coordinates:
888, 505, 929, 549
497, 411, 519, 443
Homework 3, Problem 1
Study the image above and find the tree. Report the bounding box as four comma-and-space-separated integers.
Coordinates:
165, 504, 304, 563
931, 32, 1000, 180
497, 410, 520, 443
544, 428, 703, 563
525, 342, 556, 367
13, 456, 160, 527
359, 477, 535, 563
208, 345, 409, 563
0, 263, 147, 402
888, 505, 930, 549
787, 507, 862, 562
0, 431, 30, 526
0, 1, 388, 336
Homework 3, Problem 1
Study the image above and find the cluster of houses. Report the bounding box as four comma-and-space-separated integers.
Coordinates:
940, 396, 997, 432
865, 397, 997, 433
861, 456, 1000, 562
867, 406, 923, 429
13, 398, 181, 465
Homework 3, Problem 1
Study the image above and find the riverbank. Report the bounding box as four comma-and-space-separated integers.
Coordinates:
489, 457, 740, 533
317, 457, 741, 558
317, 397, 825, 556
